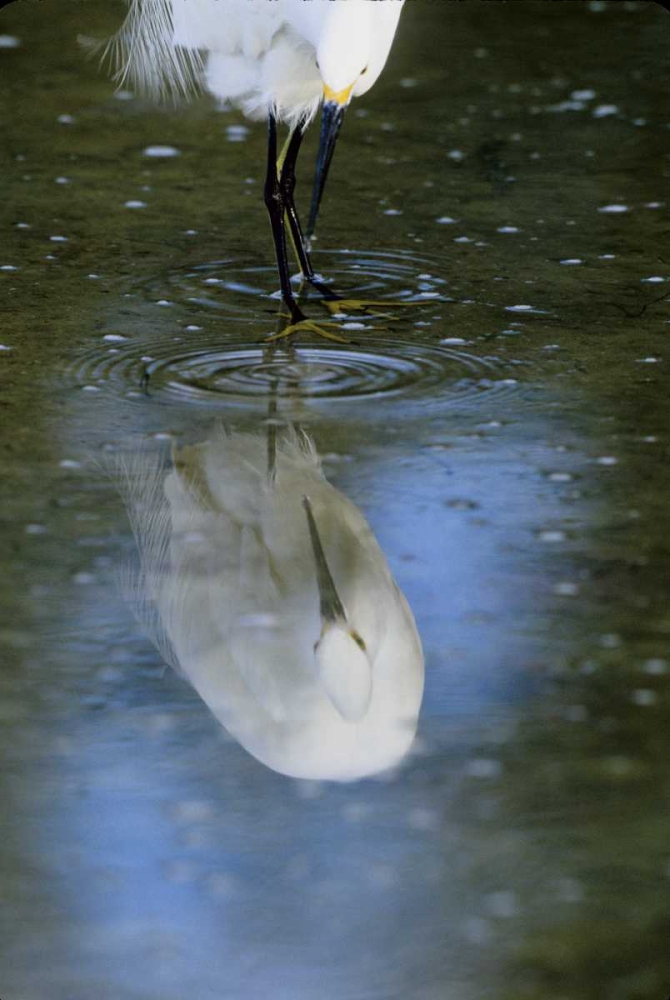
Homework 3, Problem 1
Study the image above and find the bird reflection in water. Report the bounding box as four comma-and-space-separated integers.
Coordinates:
116, 384, 424, 781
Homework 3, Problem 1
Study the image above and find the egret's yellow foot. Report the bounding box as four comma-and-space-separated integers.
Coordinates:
266, 318, 350, 343
322, 298, 418, 318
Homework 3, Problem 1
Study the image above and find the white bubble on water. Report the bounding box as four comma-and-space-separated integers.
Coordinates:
592, 104, 619, 118
642, 659, 667, 675
554, 581, 580, 597
539, 530, 566, 543
143, 145, 181, 158
631, 689, 658, 707
571, 88, 596, 101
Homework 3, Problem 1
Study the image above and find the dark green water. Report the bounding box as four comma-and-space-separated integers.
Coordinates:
1, 1, 669, 998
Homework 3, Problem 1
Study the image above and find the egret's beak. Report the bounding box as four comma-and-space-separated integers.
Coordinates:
302, 495, 346, 624
307, 83, 354, 240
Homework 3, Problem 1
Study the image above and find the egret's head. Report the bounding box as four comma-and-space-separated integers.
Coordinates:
307, 1, 405, 238
314, 0, 405, 103
315, 5, 372, 107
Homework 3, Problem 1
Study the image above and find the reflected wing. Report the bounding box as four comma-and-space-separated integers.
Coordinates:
113, 447, 184, 674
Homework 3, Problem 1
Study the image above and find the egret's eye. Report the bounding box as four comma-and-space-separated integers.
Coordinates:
360, 65, 369, 76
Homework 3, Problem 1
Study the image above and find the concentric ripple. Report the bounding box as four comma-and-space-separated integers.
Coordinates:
69, 331, 511, 407
143, 248, 451, 314
65, 249, 527, 411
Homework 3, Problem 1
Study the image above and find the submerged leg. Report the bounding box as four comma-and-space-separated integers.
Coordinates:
264, 113, 304, 324
263, 114, 348, 342
278, 120, 418, 319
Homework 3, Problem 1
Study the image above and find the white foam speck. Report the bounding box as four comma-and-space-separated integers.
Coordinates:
636, 357, 661, 364
156, 299, 173, 307
598, 204, 628, 214
55, 176, 71, 185
497, 226, 520, 234
465, 758, 502, 779
599, 254, 616, 259
383, 209, 402, 216
0, 35, 20, 49
0, 345, 13, 352
143, 145, 181, 158
548, 472, 573, 482
185, 325, 202, 332
548, 100, 586, 113
440, 337, 467, 345
454, 236, 472, 244
643, 658, 667, 675
436, 216, 457, 225
125, 200, 147, 209
641, 276, 665, 283
59, 459, 82, 469
560, 258, 583, 265
57, 113, 75, 125
1, 265, 18, 272
505, 304, 533, 312
539, 530, 566, 543
554, 581, 580, 596
600, 633, 621, 649
226, 125, 249, 142
644, 201, 663, 209
631, 689, 657, 707
596, 455, 618, 466
571, 88, 596, 101
592, 104, 619, 118
447, 150, 465, 162
50, 235, 68, 242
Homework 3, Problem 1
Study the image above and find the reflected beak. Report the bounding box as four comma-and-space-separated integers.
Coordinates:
302, 495, 346, 624
307, 84, 354, 240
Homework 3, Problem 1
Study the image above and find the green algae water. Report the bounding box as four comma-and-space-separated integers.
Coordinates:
1, 2, 670, 998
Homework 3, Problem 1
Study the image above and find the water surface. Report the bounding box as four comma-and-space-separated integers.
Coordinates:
1, 2, 670, 999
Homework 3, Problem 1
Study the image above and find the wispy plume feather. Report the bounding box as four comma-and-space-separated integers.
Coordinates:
83, 0, 204, 101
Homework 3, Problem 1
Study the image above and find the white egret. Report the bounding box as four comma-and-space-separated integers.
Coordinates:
116, 426, 424, 781
104, 0, 407, 335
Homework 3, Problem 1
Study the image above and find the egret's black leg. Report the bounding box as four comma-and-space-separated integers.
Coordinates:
279, 124, 342, 302
278, 125, 313, 280
264, 113, 305, 323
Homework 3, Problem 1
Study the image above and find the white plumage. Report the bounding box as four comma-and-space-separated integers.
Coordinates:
116, 428, 424, 782
103, 0, 408, 330
109, 0, 405, 125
